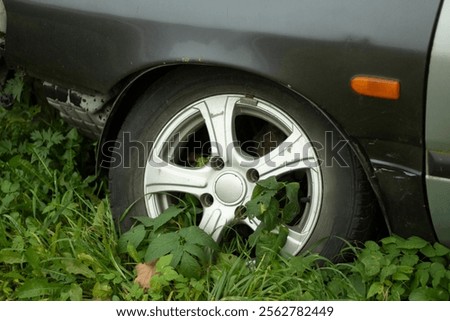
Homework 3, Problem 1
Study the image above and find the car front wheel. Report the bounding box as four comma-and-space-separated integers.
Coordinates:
109, 67, 375, 259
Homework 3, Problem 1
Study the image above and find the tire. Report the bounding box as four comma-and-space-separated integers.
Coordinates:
109, 67, 375, 259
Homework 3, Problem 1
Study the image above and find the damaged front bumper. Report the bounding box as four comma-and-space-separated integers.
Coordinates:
42, 82, 113, 139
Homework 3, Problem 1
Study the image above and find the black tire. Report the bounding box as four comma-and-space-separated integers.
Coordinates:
109, 67, 375, 259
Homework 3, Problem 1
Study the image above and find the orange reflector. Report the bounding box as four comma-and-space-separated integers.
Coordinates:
351, 76, 400, 100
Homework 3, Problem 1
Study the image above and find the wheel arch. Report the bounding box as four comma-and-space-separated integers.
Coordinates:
98, 63, 389, 231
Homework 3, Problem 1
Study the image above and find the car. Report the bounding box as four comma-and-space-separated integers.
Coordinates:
1, 0, 449, 259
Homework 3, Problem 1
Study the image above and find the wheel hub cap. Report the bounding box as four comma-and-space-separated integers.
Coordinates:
214, 172, 246, 205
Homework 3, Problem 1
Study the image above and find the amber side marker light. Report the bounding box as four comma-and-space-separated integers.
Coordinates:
351, 76, 400, 100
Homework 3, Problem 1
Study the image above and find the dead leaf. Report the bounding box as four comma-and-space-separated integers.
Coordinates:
134, 260, 158, 289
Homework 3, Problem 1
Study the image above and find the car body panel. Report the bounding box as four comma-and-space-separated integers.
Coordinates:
2, 0, 446, 242
0, 1, 6, 34
426, 0, 450, 245
426, 0, 450, 153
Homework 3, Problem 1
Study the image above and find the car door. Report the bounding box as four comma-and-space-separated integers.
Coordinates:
425, 0, 450, 247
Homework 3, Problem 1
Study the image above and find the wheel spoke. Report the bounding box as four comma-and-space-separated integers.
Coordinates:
283, 228, 311, 255
196, 96, 238, 164
198, 206, 236, 241
145, 155, 213, 196
255, 127, 318, 179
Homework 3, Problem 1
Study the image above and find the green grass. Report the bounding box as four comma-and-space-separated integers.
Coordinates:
0, 73, 449, 301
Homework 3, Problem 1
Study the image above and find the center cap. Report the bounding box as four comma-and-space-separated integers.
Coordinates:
214, 172, 246, 205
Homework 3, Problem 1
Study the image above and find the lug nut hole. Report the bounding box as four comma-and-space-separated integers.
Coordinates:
200, 193, 214, 207
246, 168, 260, 183
210, 157, 225, 170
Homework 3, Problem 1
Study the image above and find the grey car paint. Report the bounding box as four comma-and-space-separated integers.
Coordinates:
426, 0, 450, 246
2, 0, 447, 243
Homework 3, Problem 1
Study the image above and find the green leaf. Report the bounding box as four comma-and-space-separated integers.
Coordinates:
66, 127, 79, 141
390, 284, 406, 301
178, 253, 202, 279
409, 287, 448, 301
126, 242, 142, 263
420, 244, 436, 258
430, 262, 446, 288
282, 182, 300, 222
246, 189, 277, 219
361, 253, 381, 277
184, 243, 208, 263
430, 262, 446, 277
416, 262, 431, 270
93, 200, 106, 228
170, 246, 184, 267
92, 282, 112, 300
155, 265, 180, 282
409, 287, 430, 300
251, 183, 265, 198
2, 193, 18, 208
430, 256, 447, 265
155, 254, 174, 270
16, 279, 61, 299
144, 232, 180, 262
400, 254, 419, 267
261, 177, 284, 190
194, 155, 210, 167
392, 272, 410, 281
365, 241, 380, 252
262, 198, 280, 231
397, 265, 414, 275
0, 140, 13, 156
152, 205, 183, 231
380, 265, 397, 282
24, 247, 41, 272
1, 180, 20, 193
4, 72, 25, 102
289, 254, 321, 275
367, 282, 383, 299
62, 259, 96, 279
276, 225, 289, 250
2, 271, 25, 281
401, 236, 428, 250
118, 224, 146, 253
416, 269, 429, 287
62, 284, 83, 301
0, 249, 26, 264
132, 216, 155, 227
179, 226, 218, 250
348, 274, 366, 298
433, 243, 450, 256
381, 236, 400, 246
